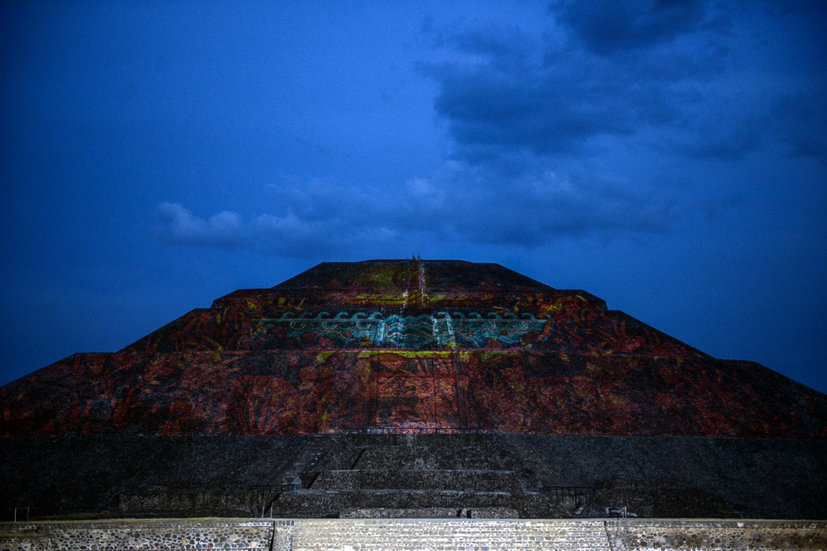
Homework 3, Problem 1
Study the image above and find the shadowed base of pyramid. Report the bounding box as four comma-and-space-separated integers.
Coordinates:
3, 434, 824, 520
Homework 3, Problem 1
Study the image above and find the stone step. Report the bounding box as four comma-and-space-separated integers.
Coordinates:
353, 444, 517, 470
271, 489, 548, 518
308, 469, 524, 492
339, 507, 520, 518
273, 438, 329, 487
288, 519, 611, 551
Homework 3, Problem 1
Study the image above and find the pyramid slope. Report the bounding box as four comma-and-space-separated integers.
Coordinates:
1, 259, 825, 438
274, 260, 557, 292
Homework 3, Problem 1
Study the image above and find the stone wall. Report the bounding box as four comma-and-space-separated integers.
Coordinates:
1, 518, 824, 551
0, 520, 275, 551
604, 520, 827, 550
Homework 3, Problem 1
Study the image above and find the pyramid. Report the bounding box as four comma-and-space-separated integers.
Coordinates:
2, 259, 823, 437
1, 260, 825, 520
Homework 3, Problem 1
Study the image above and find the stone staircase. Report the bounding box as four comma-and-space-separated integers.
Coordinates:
285, 519, 612, 551
270, 435, 548, 518
271, 437, 331, 489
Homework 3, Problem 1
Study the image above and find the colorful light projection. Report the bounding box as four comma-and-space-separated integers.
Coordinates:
1, 260, 825, 438
257, 311, 550, 349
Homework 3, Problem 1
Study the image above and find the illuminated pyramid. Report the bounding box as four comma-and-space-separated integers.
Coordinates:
1, 260, 824, 519
2, 259, 822, 437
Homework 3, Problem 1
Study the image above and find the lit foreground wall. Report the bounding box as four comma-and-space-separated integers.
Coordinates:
1, 518, 826, 550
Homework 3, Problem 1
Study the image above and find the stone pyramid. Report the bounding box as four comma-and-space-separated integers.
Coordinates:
2, 259, 823, 437
1, 260, 825, 520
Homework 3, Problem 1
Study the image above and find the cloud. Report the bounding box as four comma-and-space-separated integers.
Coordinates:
155, 179, 412, 258
155, 159, 672, 257
422, 6, 732, 164
427, 162, 672, 245
423, 0, 826, 194
156, 1, 825, 257
771, 91, 827, 165
155, 202, 247, 248
428, 59, 634, 158
156, 201, 341, 258
413, 2, 826, 251
553, 0, 708, 56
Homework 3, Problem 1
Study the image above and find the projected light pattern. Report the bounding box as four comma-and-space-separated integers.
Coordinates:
258, 311, 551, 348
1, 260, 824, 438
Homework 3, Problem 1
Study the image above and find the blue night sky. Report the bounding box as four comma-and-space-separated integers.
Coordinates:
1, 1, 825, 393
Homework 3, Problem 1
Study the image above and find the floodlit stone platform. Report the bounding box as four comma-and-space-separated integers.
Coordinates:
1, 518, 824, 551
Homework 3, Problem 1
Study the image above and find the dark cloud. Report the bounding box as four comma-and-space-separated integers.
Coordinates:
429, 57, 638, 157
426, 0, 826, 167
422, 11, 726, 165
772, 92, 827, 165
553, 0, 708, 56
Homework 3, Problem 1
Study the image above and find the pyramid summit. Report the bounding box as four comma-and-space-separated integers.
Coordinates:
1, 259, 824, 438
